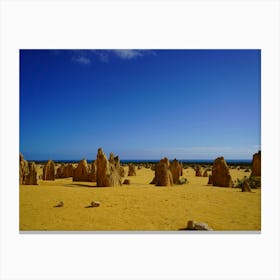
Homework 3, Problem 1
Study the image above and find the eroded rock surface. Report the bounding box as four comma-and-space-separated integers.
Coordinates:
43, 160, 56, 181
212, 157, 233, 188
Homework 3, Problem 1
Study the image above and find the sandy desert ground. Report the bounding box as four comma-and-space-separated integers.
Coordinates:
20, 166, 261, 231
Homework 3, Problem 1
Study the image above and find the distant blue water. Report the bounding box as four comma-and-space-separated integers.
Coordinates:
32, 159, 252, 164
121, 159, 252, 164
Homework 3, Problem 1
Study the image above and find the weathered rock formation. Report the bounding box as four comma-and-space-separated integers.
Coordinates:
169, 159, 183, 184
109, 153, 122, 176
73, 159, 89, 182
202, 170, 208, 177
88, 161, 97, 182
212, 157, 233, 187
251, 151, 261, 177
27, 162, 39, 185
96, 148, 122, 187
119, 166, 125, 177
56, 163, 75, 178
63, 164, 74, 177
88, 163, 92, 173
241, 180, 252, 192
43, 160, 56, 180
56, 164, 65, 179
151, 157, 173, 186
208, 174, 213, 185
128, 164, 137, 176
19, 154, 38, 185
195, 166, 202, 177
20, 153, 29, 184
109, 152, 115, 163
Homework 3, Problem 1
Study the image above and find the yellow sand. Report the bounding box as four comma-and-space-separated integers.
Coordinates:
20, 167, 261, 231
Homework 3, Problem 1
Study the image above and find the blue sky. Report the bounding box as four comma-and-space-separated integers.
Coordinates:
20, 49, 260, 160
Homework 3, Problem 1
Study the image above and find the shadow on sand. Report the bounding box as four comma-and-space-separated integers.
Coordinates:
64, 183, 95, 188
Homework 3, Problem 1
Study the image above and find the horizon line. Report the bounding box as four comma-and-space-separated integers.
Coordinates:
26, 158, 252, 162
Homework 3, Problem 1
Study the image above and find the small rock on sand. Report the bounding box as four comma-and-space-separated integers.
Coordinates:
91, 201, 100, 207
178, 177, 188, 184
123, 179, 131, 185
186, 220, 213, 231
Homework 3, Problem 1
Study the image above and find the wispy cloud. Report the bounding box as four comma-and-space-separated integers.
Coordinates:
72, 55, 91, 65
101, 49, 156, 61
90, 50, 110, 63
70, 49, 156, 65
253, 144, 261, 150
111, 50, 144, 60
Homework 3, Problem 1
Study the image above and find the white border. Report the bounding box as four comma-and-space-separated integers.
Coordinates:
1, 0, 279, 279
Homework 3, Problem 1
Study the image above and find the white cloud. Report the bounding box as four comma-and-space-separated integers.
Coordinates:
112, 50, 144, 59
72, 55, 91, 65
253, 144, 261, 150
112, 49, 156, 60
69, 49, 156, 64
